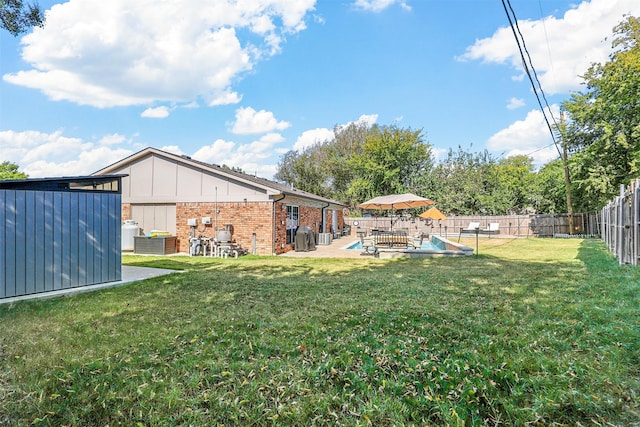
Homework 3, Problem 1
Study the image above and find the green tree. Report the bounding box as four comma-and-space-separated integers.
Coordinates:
324, 122, 367, 206
0, 161, 28, 179
275, 147, 332, 198
428, 147, 497, 215
492, 155, 536, 214
531, 159, 567, 213
562, 16, 640, 210
1, 0, 45, 36
347, 125, 432, 205
275, 123, 431, 208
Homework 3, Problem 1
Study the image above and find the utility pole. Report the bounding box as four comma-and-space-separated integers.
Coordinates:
560, 112, 575, 235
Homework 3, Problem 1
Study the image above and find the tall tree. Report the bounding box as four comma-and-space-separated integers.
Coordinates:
0, 161, 28, 179
347, 125, 432, 205
492, 155, 536, 214
324, 122, 367, 206
562, 16, 640, 210
428, 147, 497, 215
275, 147, 332, 198
530, 159, 567, 214
1, 0, 45, 36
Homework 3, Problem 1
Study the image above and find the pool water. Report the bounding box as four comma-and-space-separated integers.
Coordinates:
347, 239, 444, 251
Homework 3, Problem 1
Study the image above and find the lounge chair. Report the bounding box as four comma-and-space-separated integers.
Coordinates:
461, 222, 480, 232
481, 223, 500, 236
458, 222, 480, 242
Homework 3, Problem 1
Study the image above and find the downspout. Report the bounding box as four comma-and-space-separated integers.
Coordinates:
273, 193, 286, 255
320, 202, 330, 233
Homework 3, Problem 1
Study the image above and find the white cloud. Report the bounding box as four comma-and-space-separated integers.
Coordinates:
191, 133, 285, 177
141, 106, 171, 118
292, 114, 379, 152
192, 139, 237, 165
160, 145, 184, 155
353, 0, 411, 12
458, 0, 640, 94
354, 114, 378, 127
507, 97, 525, 110
293, 128, 335, 151
231, 106, 291, 134
0, 130, 133, 177
487, 106, 561, 166
3, 0, 316, 108
99, 133, 127, 145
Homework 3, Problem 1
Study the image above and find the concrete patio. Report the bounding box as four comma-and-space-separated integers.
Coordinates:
279, 236, 364, 258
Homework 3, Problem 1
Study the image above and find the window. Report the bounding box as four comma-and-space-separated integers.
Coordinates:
285, 205, 299, 245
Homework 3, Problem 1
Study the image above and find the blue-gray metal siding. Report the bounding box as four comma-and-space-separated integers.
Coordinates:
1, 189, 121, 299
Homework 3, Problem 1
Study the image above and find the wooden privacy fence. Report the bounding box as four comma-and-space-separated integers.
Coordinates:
528, 213, 600, 237
601, 180, 640, 265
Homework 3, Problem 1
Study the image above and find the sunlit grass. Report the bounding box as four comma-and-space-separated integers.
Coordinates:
1, 238, 638, 425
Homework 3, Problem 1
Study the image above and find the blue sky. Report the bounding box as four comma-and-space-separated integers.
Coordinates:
1, 0, 638, 179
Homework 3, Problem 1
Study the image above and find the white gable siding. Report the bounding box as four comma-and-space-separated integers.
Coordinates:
114, 153, 273, 204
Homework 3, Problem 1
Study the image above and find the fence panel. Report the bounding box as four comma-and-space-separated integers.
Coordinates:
344, 213, 599, 241
602, 180, 640, 265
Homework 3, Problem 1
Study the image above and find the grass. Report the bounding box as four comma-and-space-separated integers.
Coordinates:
1, 238, 638, 426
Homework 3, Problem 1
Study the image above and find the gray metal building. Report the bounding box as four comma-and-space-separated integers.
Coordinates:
1, 175, 123, 299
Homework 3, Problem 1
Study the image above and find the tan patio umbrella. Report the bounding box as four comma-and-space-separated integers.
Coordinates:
419, 207, 447, 221
358, 193, 435, 210
358, 193, 435, 229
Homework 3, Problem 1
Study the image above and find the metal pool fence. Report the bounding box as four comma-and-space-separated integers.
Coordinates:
344, 213, 598, 240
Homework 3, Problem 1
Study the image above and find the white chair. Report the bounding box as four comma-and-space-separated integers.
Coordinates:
482, 223, 500, 236
458, 222, 480, 242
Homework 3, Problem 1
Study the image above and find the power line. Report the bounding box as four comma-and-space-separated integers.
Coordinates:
500, 0, 562, 158
501, 0, 574, 231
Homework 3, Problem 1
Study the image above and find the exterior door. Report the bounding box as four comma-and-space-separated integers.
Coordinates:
285, 205, 299, 245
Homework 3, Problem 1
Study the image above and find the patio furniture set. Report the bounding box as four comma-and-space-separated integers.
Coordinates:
358, 228, 427, 256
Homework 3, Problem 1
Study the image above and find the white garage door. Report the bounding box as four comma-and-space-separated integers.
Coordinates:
131, 204, 176, 235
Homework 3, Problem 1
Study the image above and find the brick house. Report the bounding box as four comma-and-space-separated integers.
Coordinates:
93, 147, 346, 255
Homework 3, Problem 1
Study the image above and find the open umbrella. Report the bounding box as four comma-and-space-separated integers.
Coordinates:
359, 193, 435, 229
419, 207, 447, 221
358, 193, 435, 210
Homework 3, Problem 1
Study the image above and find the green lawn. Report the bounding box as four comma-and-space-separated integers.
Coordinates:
1, 238, 638, 426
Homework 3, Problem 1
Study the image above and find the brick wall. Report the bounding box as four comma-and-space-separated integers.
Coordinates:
176, 201, 275, 255
123, 200, 344, 255
276, 203, 325, 254
122, 203, 131, 221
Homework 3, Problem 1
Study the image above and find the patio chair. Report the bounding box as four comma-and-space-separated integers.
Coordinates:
359, 235, 378, 256
458, 222, 480, 242
481, 223, 500, 236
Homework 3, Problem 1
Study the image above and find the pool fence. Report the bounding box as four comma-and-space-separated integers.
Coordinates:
344, 213, 599, 241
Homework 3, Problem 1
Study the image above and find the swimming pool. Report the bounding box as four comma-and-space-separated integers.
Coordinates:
343, 235, 473, 258
346, 239, 444, 251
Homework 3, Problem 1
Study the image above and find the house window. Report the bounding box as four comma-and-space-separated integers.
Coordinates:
286, 205, 299, 245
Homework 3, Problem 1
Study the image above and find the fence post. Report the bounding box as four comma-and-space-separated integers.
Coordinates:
618, 184, 625, 265
631, 179, 640, 266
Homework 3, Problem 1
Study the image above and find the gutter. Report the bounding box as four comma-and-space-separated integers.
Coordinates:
320, 201, 330, 233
